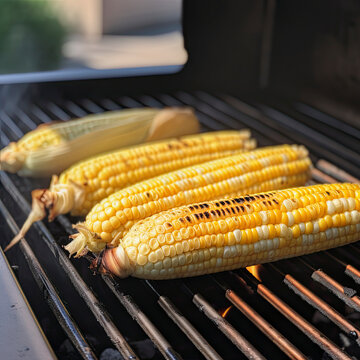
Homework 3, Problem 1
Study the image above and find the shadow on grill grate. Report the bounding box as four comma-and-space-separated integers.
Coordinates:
1, 92, 359, 360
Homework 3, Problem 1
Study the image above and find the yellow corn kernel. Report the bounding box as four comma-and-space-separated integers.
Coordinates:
67, 145, 312, 256
97, 183, 360, 279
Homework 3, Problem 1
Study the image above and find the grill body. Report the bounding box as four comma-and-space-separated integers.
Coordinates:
1, 1, 360, 359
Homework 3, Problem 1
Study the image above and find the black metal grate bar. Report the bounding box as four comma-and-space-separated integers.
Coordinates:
225, 288, 307, 360
233, 271, 353, 360
44, 102, 72, 121
64, 101, 88, 118
1, 101, 183, 360
323, 252, 360, 285
145, 280, 223, 360
190, 91, 290, 146
0, 171, 138, 360
217, 94, 360, 177
267, 263, 360, 346
1, 91, 359, 359
210, 275, 307, 360
99, 98, 122, 111
0, 200, 97, 360
192, 292, 266, 359
153, 93, 225, 131
31, 105, 54, 124
101, 276, 183, 360
1, 111, 25, 140
316, 160, 360, 183
79, 99, 104, 114
294, 103, 360, 136
14, 108, 39, 130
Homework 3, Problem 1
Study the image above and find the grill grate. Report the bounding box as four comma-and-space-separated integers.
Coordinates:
1, 92, 359, 360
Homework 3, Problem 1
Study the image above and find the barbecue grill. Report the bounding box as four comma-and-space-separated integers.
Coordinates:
1, 1, 359, 359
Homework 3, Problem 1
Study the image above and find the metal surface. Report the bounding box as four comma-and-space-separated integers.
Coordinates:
225, 289, 306, 360
157, 295, 223, 360
0, 247, 56, 360
311, 270, 360, 313
256, 283, 352, 360
0, 200, 97, 360
1, 91, 359, 359
283, 274, 360, 346
0, 172, 137, 360
193, 293, 266, 360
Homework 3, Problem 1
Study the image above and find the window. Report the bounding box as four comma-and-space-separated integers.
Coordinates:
0, 0, 186, 82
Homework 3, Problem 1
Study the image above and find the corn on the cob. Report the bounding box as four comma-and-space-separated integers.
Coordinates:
6, 130, 255, 251
95, 183, 360, 279
0, 107, 199, 177
67, 145, 312, 257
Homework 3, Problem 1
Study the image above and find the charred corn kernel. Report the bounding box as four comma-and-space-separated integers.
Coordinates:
96, 183, 360, 279
7, 130, 254, 252
68, 145, 312, 256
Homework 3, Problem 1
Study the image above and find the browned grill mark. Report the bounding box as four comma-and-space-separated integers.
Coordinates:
233, 198, 245, 204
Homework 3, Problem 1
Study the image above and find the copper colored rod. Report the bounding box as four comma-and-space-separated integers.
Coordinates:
317, 159, 359, 183
311, 270, 360, 312
284, 274, 360, 346
193, 294, 266, 360
158, 296, 223, 360
311, 168, 337, 184
256, 284, 352, 360
325, 252, 360, 285
345, 265, 360, 285
226, 289, 306, 360
103, 278, 182, 360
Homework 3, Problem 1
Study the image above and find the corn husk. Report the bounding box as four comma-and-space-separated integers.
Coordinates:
0, 107, 200, 177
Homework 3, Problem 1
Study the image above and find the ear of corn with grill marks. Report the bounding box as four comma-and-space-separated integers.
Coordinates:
67, 144, 312, 257
0, 107, 200, 177
6, 130, 255, 251
96, 183, 360, 279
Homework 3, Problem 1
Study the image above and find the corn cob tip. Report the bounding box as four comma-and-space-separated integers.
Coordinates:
4, 189, 48, 251
66, 223, 107, 257
0, 143, 26, 173
46, 178, 85, 221
146, 107, 199, 142
5, 177, 85, 251
92, 245, 134, 278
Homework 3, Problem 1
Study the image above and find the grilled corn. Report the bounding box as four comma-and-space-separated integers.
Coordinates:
0, 107, 199, 177
96, 183, 360, 279
6, 130, 255, 251
67, 144, 312, 257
